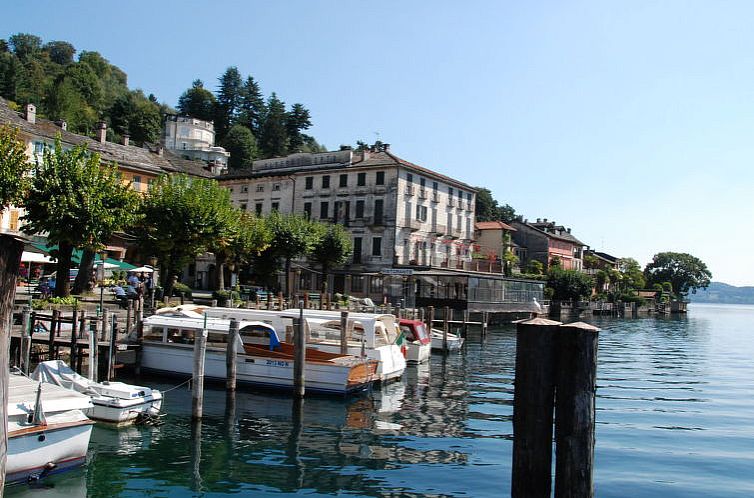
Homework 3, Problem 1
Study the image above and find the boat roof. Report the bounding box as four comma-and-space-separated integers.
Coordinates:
9, 371, 92, 416
280, 309, 396, 324
144, 314, 275, 333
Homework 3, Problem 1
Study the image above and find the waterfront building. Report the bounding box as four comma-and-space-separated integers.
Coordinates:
510, 217, 586, 271
472, 221, 518, 273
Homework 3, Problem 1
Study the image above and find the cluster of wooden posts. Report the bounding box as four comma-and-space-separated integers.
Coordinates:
512, 318, 600, 498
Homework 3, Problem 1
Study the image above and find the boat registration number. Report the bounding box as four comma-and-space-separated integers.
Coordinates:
266, 359, 289, 367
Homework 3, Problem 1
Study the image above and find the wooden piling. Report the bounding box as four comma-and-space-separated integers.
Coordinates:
554, 322, 599, 498
69, 309, 78, 368
126, 300, 132, 337
88, 316, 98, 382
191, 319, 208, 419
21, 309, 31, 375
293, 305, 306, 397
278, 292, 284, 311
426, 306, 434, 338
462, 310, 469, 338
211, 299, 218, 308
442, 307, 449, 351
340, 311, 349, 355
511, 317, 562, 498
76, 311, 87, 373
226, 318, 240, 392
49, 310, 59, 360
482, 311, 489, 337
106, 314, 117, 381
136, 298, 144, 340
266, 292, 272, 310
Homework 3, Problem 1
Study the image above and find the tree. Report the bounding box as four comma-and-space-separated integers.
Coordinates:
0, 124, 31, 491
8, 33, 42, 61
617, 257, 645, 291
285, 103, 312, 153
547, 268, 594, 302
214, 67, 243, 143
261, 212, 320, 296
644, 252, 712, 297
138, 174, 237, 297
177, 79, 216, 122
258, 93, 288, 158
23, 138, 142, 297
222, 124, 257, 169
210, 212, 271, 290
237, 76, 265, 135
309, 224, 352, 293
525, 259, 544, 275
44, 40, 76, 65
474, 187, 516, 223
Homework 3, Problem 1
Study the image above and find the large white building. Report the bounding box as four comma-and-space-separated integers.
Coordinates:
163, 115, 229, 173
219, 144, 478, 295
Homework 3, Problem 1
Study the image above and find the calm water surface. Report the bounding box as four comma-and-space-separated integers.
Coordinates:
8, 303, 754, 497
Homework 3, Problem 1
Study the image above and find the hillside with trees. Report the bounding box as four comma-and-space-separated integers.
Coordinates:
0, 32, 326, 162
688, 282, 754, 304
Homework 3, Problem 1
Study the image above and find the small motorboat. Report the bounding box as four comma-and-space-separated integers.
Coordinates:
7, 371, 94, 483
32, 360, 163, 425
397, 319, 432, 363
430, 328, 464, 351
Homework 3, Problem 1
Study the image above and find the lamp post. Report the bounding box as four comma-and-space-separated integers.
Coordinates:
98, 249, 108, 315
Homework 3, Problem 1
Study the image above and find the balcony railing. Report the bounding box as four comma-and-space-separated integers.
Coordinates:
405, 186, 415, 196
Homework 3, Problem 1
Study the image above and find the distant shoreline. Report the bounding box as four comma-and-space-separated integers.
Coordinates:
687, 282, 754, 305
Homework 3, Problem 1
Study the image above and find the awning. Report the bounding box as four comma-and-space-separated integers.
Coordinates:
30, 243, 138, 270
21, 251, 54, 263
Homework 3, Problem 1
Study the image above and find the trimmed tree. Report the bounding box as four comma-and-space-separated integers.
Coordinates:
0, 124, 32, 488
261, 211, 320, 297
138, 174, 236, 298
547, 268, 594, 302
309, 223, 353, 294
644, 252, 712, 297
222, 124, 257, 170
208, 210, 270, 291
23, 138, 142, 297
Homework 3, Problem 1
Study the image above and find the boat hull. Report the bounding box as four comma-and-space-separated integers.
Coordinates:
431, 330, 464, 351
405, 342, 432, 363
305, 342, 406, 382
140, 342, 374, 395
88, 395, 163, 424
7, 421, 93, 484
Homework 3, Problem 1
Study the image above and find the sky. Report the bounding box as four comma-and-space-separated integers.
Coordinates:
3, 0, 753, 285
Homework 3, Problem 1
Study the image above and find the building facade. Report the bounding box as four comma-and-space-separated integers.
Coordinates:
163, 115, 229, 172
510, 218, 586, 271
219, 144, 478, 293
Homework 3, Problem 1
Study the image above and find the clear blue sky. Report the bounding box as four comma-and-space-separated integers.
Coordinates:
4, 1, 752, 285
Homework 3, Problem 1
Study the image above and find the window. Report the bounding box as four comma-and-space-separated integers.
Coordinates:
374, 199, 384, 224
433, 181, 438, 191
228, 187, 234, 194
372, 237, 382, 257
355, 199, 365, 218
240, 203, 247, 211
467, 192, 472, 202
322, 175, 330, 189
357, 172, 366, 186
416, 205, 428, 222
272, 183, 281, 191
271, 202, 279, 212
242, 185, 249, 193
304, 202, 312, 219
405, 201, 412, 221
407, 173, 413, 183
339, 174, 348, 187
447, 213, 453, 233
305, 177, 313, 190
420, 177, 426, 187
320, 201, 329, 219
132, 176, 141, 189
376, 171, 385, 185
256, 185, 264, 192
449, 187, 454, 197
255, 203, 263, 215
353, 237, 362, 263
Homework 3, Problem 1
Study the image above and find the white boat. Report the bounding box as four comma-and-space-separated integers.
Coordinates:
396, 318, 432, 363
32, 360, 163, 425
7, 371, 94, 484
142, 313, 378, 396
430, 328, 464, 351
195, 307, 407, 383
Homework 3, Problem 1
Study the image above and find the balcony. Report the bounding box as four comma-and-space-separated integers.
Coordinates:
447, 198, 455, 207
405, 186, 415, 196
432, 223, 447, 235
431, 192, 440, 203
406, 219, 423, 231
418, 188, 427, 199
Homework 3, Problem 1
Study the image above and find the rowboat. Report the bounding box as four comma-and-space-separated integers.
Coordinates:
430, 328, 464, 351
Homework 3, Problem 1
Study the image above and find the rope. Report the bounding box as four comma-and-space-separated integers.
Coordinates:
161, 376, 195, 393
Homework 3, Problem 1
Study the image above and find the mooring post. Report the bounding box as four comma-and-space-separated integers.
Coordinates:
192, 315, 208, 419
443, 307, 450, 352
211, 299, 218, 308
266, 292, 272, 310
511, 317, 562, 498
69, 308, 78, 366
49, 310, 59, 360
88, 316, 98, 382
226, 318, 240, 392
304, 292, 309, 309
395, 304, 401, 320
554, 322, 600, 498
21, 309, 31, 375
76, 311, 86, 374
136, 297, 144, 337
340, 311, 349, 355
462, 309, 470, 338
293, 303, 306, 397
482, 311, 489, 337
106, 314, 115, 381
278, 292, 284, 311
126, 300, 132, 337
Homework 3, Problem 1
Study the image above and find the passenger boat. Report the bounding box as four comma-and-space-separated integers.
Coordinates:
197, 307, 407, 383
397, 319, 432, 363
142, 312, 378, 395
32, 360, 163, 425
430, 328, 464, 351
7, 371, 94, 484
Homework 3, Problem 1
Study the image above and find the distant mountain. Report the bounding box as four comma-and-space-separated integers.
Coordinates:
688, 282, 754, 304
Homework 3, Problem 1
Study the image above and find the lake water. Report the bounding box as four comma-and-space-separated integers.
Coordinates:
7, 303, 754, 497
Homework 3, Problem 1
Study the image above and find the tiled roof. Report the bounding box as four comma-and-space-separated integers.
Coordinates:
475, 221, 516, 231
352, 151, 477, 192
513, 220, 586, 246
0, 97, 214, 178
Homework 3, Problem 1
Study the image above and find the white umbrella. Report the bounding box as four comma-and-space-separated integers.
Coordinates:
129, 266, 155, 273
93, 260, 119, 269
21, 251, 54, 263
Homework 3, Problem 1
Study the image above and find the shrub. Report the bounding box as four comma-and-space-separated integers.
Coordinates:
172, 282, 192, 297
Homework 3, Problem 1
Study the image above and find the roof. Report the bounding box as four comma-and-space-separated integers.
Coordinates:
475, 221, 516, 231
587, 250, 620, 264
512, 220, 586, 246
0, 98, 214, 178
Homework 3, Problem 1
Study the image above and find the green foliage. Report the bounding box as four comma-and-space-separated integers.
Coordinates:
172, 282, 192, 297
32, 296, 79, 310
309, 223, 353, 280
285, 103, 312, 152
22, 138, 142, 296
474, 187, 516, 223
177, 79, 216, 122
0, 124, 31, 209
222, 124, 257, 169
525, 259, 544, 275
214, 66, 243, 143
583, 254, 599, 269
549, 256, 562, 268
644, 252, 712, 297
543, 287, 555, 300
259, 93, 288, 158
237, 76, 265, 135
547, 268, 594, 301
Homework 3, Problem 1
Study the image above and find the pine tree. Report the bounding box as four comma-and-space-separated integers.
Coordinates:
238, 76, 266, 136
176, 79, 216, 122
258, 93, 288, 158
214, 66, 243, 143
285, 103, 312, 153
222, 124, 258, 169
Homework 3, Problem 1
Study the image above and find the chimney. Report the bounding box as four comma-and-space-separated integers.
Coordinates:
536, 218, 541, 223
361, 149, 370, 161
96, 122, 107, 143
25, 104, 36, 124
59, 120, 67, 131
156, 144, 164, 156
383, 143, 390, 152
567, 228, 571, 233
543, 218, 548, 223
122, 133, 130, 147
